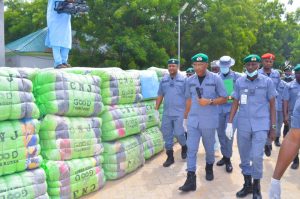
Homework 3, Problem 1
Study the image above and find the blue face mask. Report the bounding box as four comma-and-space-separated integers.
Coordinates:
245, 69, 258, 77
220, 67, 230, 74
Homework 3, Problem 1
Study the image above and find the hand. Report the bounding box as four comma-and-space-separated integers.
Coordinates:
269, 129, 276, 141
226, 123, 234, 140
183, 119, 187, 132
269, 178, 281, 199
197, 98, 210, 106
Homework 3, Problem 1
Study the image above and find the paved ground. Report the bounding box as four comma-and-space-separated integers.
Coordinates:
84, 136, 300, 199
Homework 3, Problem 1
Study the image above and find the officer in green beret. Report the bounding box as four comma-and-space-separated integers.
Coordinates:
186, 67, 195, 77
155, 58, 188, 167
179, 53, 227, 191
228, 54, 277, 198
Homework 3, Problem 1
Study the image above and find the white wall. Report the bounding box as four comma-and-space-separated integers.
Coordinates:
5, 55, 54, 68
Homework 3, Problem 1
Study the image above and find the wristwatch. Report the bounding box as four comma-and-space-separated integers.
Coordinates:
271, 124, 277, 130
209, 99, 214, 105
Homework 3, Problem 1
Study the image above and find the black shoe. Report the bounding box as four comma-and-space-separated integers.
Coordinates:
264, 145, 271, 157
252, 179, 262, 199
236, 175, 253, 198
163, 150, 174, 167
275, 137, 281, 147
217, 156, 226, 166
205, 163, 214, 181
181, 145, 187, 160
291, 156, 299, 170
225, 158, 233, 173
179, 171, 197, 192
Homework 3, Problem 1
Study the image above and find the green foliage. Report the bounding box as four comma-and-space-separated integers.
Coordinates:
4, 0, 47, 43
4, 0, 300, 70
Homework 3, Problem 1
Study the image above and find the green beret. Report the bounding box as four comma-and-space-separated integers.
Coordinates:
191, 53, 208, 63
294, 64, 300, 72
243, 54, 261, 63
186, 67, 194, 73
167, 58, 179, 65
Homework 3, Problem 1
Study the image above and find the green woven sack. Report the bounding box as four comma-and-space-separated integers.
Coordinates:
101, 102, 160, 141
0, 168, 49, 199
33, 70, 103, 117
0, 119, 42, 176
141, 127, 164, 159
42, 156, 105, 199
0, 68, 40, 121
102, 135, 144, 180
40, 115, 103, 161
65, 67, 143, 105
147, 67, 169, 81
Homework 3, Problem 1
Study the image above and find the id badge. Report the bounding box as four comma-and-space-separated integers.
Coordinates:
241, 94, 247, 105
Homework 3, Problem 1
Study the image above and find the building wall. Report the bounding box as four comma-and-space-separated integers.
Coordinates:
5, 55, 54, 68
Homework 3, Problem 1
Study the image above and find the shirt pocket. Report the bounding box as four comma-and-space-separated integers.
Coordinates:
175, 80, 185, 94
161, 81, 169, 93
254, 86, 267, 102
203, 83, 216, 98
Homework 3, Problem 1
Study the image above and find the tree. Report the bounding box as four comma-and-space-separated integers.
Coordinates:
4, 0, 47, 43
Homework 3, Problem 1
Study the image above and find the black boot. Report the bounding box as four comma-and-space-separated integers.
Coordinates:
264, 145, 271, 157
252, 179, 262, 199
236, 175, 253, 198
181, 145, 187, 160
275, 137, 281, 147
178, 171, 196, 192
216, 156, 226, 166
291, 155, 299, 170
225, 157, 233, 173
205, 163, 214, 181
163, 150, 174, 167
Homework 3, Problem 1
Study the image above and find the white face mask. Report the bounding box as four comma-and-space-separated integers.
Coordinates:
245, 69, 258, 77
220, 67, 230, 74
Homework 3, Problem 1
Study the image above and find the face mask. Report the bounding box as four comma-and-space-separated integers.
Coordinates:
246, 70, 258, 78
220, 67, 230, 74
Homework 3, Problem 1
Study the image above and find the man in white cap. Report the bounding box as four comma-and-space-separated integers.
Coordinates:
216, 56, 242, 173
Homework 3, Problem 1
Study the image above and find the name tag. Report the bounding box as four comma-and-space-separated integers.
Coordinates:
241, 94, 247, 105
205, 83, 216, 86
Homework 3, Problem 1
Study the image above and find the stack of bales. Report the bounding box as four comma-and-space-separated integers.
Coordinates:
0, 67, 48, 199
66, 68, 157, 180
33, 70, 105, 198
128, 70, 164, 160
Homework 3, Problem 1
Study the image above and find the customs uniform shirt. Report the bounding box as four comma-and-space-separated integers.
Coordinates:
185, 71, 228, 129
258, 68, 281, 89
276, 80, 287, 111
283, 80, 300, 114
232, 74, 277, 132
157, 73, 186, 117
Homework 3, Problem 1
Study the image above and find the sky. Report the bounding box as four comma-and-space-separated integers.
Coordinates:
279, 0, 300, 12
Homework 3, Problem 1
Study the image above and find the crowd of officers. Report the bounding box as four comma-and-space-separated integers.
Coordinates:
155, 52, 300, 199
